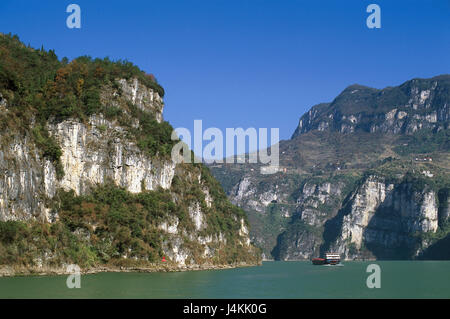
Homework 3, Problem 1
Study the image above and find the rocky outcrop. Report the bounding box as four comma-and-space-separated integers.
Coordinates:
114, 78, 164, 123
230, 175, 291, 214
0, 93, 6, 109
296, 182, 342, 227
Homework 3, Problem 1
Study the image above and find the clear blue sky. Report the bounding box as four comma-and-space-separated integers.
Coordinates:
1, 0, 449, 144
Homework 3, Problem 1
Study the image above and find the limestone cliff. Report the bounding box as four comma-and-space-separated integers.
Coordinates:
0, 34, 260, 273
1, 78, 171, 222
225, 166, 448, 261
322, 174, 445, 260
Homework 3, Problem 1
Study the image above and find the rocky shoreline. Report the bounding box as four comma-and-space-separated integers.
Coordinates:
0, 261, 261, 277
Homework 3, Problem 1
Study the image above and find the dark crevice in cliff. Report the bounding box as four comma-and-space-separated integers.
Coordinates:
438, 188, 449, 228
270, 213, 301, 260
319, 191, 354, 256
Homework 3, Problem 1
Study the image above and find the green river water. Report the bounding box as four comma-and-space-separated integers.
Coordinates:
0, 261, 449, 298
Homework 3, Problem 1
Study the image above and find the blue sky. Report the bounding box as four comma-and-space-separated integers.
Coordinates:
0, 0, 449, 146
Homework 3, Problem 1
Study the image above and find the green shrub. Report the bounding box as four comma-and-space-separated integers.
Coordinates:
0, 221, 27, 243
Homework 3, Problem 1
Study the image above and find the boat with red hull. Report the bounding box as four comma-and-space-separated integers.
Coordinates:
312, 258, 326, 265
312, 253, 341, 265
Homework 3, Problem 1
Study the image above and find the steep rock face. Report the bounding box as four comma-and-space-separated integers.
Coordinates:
47, 116, 175, 197
0, 138, 48, 221
230, 176, 291, 214
0, 77, 258, 268
272, 179, 347, 260
296, 181, 343, 227
226, 171, 350, 259
159, 200, 252, 266
278, 228, 320, 260
274, 175, 446, 261
292, 76, 450, 138
324, 176, 441, 260
0, 79, 174, 222
223, 173, 301, 258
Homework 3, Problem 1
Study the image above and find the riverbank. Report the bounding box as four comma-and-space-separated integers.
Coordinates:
0, 261, 261, 277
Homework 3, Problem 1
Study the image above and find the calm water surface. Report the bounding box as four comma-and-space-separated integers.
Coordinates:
0, 261, 449, 298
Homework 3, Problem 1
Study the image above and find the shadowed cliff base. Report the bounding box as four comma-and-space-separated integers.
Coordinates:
418, 234, 450, 260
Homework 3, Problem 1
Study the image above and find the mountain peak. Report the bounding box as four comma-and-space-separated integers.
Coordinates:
342, 83, 378, 92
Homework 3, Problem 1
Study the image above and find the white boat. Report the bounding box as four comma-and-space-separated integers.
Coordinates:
325, 253, 341, 265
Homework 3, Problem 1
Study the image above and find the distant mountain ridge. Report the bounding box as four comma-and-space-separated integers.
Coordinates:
292, 75, 450, 138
